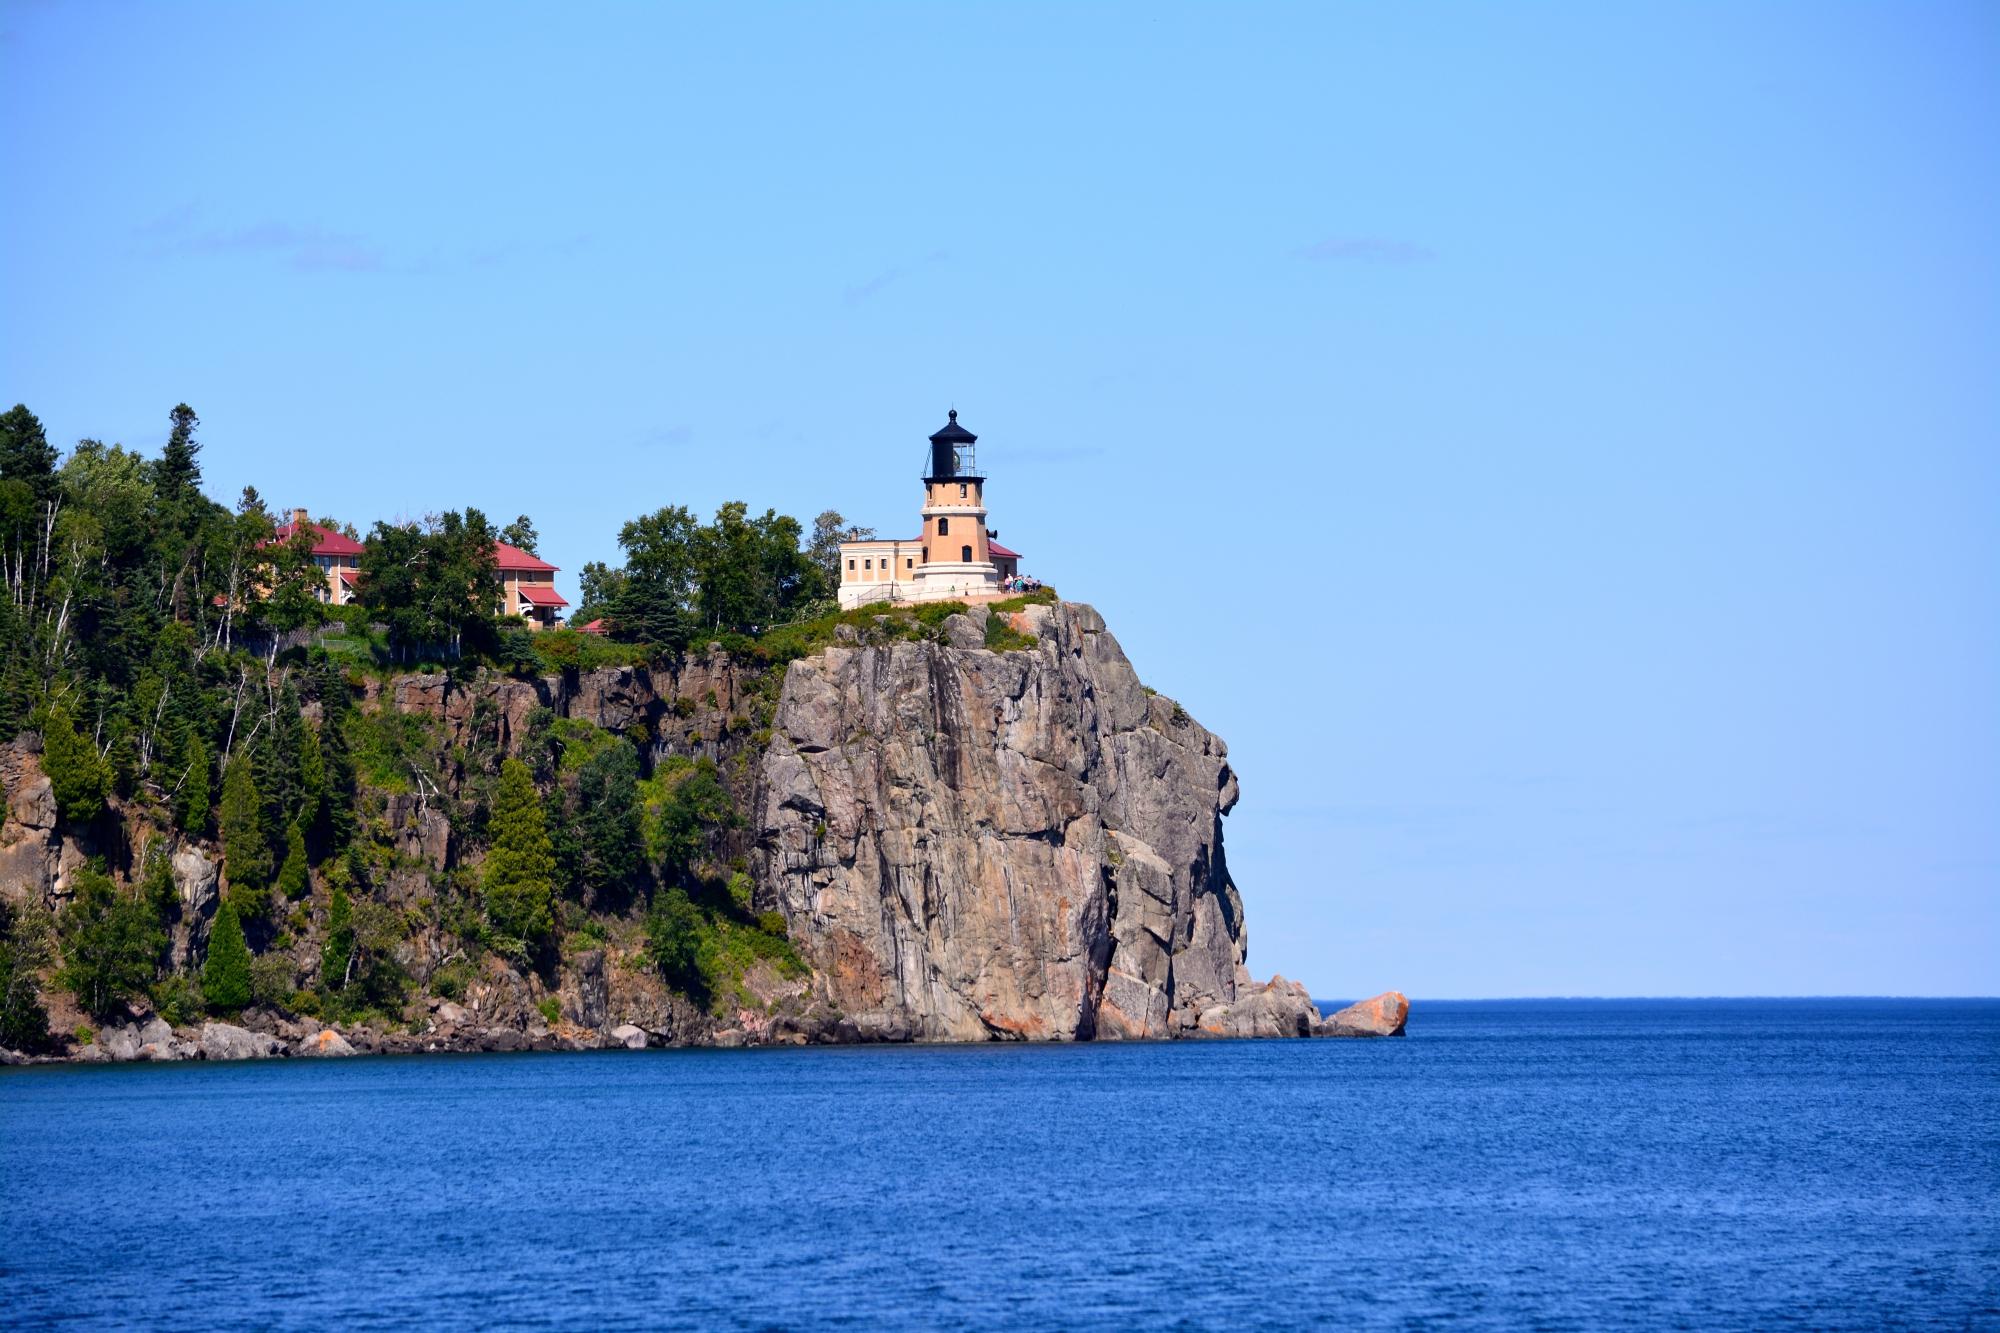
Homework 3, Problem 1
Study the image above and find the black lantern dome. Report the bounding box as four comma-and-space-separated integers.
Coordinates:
924, 409, 980, 481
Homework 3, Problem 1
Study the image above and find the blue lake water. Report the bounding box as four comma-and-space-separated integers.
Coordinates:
2, 999, 1996, 1330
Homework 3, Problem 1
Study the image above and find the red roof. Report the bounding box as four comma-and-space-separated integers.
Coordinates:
578, 618, 607, 635
516, 583, 569, 608
494, 541, 557, 573
337, 568, 361, 585
268, 519, 365, 559
987, 539, 1021, 560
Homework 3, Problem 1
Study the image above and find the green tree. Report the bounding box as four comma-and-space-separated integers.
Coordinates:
262, 525, 328, 639
219, 755, 272, 916
276, 821, 309, 899
644, 886, 706, 992
39, 702, 111, 822
202, 896, 252, 1012
176, 734, 212, 835
482, 758, 556, 948
809, 509, 872, 588
0, 899, 54, 1052
572, 741, 643, 906
498, 514, 539, 554
0, 403, 59, 507
639, 757, 735, 883
156, 403, 203, 501
57, 864, 163, 1021
320, 884, 354, 990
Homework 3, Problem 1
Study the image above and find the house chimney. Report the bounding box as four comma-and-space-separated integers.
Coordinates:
293, 507, 309, 527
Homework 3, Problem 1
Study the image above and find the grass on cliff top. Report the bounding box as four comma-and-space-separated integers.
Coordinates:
742, 586, 1057, 666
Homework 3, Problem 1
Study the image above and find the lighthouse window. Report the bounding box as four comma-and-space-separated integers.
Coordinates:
906, 557, 914, 570
958, 483, 967, 498
961, 544, 972, 563
937, 517, 949, 536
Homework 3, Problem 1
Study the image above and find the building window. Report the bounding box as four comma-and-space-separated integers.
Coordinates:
847, 559, 855, 571
905, 558, 913, 569
961, 544, 972, 563
937, 517, 949, 536
864, 558, 872, 570
959, 483, 967, 498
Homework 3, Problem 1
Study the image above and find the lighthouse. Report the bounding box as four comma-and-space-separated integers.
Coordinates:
911, 409, 998, 600
836, 409, 1022, 609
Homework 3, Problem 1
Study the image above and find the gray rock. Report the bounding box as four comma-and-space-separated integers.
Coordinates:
754, 600, 1275, 1041
199, 1022, 284, 1061
571, 950, 608, 1029
99, 1023, 143, 1061
295, 1029, 356, 1058
941, 610, 988, 650
434, 1001, 470, 1028
609, 1023, 647, 1050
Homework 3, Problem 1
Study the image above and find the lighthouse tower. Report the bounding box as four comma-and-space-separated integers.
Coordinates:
835, 409, 1022, 609
910, 409, 1000, 601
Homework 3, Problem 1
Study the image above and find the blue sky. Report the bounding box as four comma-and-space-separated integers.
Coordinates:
3, 2, 1994, 996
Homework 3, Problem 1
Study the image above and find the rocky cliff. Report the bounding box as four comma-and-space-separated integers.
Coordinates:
2, 600, 1397, 1058
756, 600, 1323, 1040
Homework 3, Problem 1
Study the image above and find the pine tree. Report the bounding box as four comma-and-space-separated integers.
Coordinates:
219, 756, 272, 917
276, 821, 308, 899
39, 703, 111, 823
482, 759, 556, 947
202, 896, 251, 1012
320, 885, 354, 991
157, 403, 202, 499
176, 735, 211, 836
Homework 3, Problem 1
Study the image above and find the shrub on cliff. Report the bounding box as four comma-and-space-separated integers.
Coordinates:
202, 897, 252, 1012
639, 756, 736, 883
57, 863, 163, 1022
39, 702, 111, 823
482, 758, 556, 950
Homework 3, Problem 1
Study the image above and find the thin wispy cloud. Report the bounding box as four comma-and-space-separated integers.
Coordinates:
637, 424, 694, 449
1297, 236, 1436, 265
137, 212, 387, 272
843, 268, 904, 307
843, 249, 950, 308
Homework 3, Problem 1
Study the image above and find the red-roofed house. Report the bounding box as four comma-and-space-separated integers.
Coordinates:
267, 508, 366, 606
493, 541, 568, 630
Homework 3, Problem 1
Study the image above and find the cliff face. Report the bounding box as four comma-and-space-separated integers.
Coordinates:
756, 601, 1317, 1040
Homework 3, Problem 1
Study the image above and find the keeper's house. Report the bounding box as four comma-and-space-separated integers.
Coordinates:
837, 410, 1022, 609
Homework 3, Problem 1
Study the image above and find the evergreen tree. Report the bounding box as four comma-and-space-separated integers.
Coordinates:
39, 702, 111, 823
56, 864, 162, 1021
573, 742, 642, 904
482, 759, 556, 948
0, 899, 54, 1052
320, 884, 354, 991
176, 734, 211, 836
202, 896, 251, 1012
219, 756, 272, 917
277, 821, 308, 899
0, 403, 59, 507
156, 403, 202, 500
